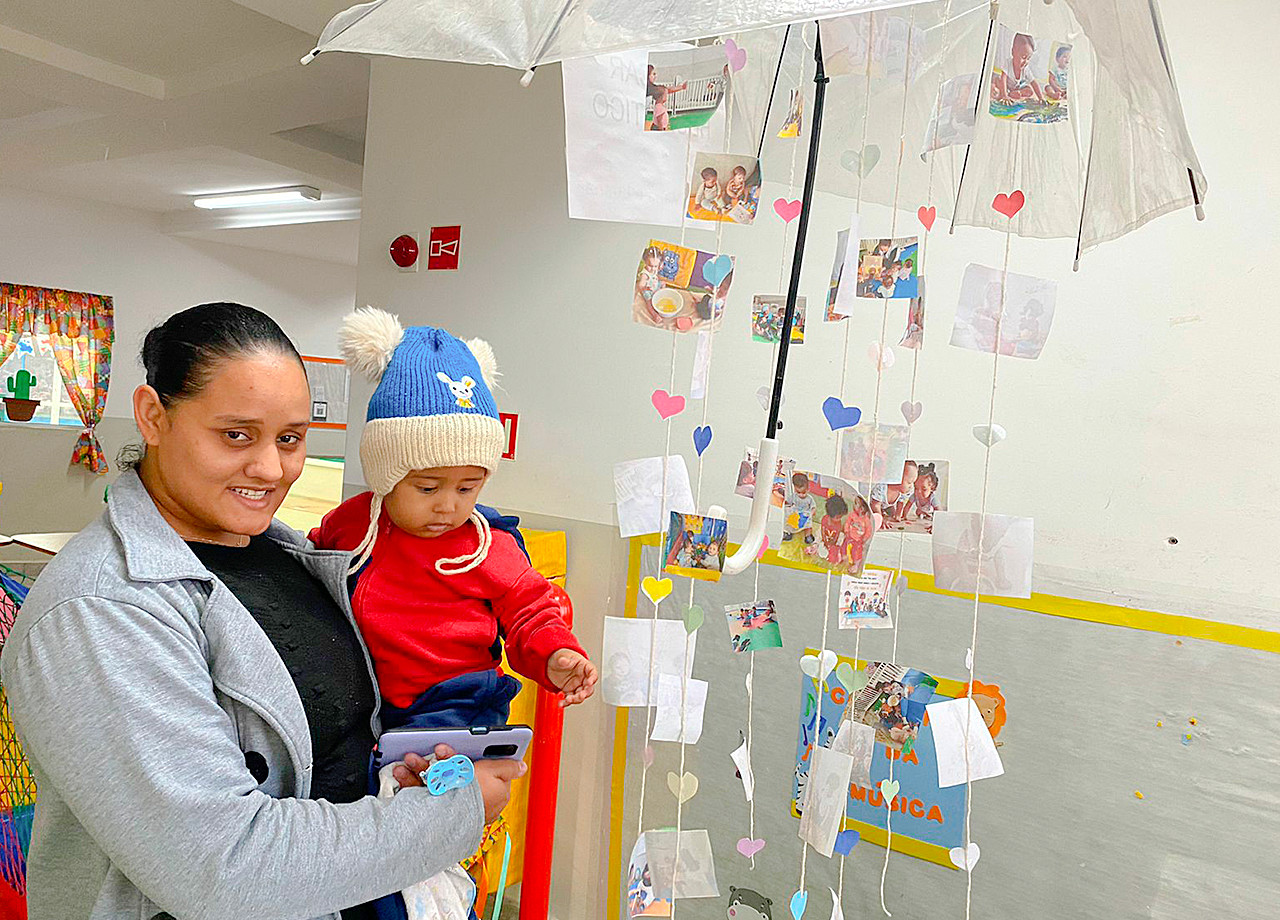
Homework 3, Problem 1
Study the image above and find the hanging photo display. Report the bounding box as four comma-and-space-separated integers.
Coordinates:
869, 460, 949, 534
627, 835, 672, 918
777, 88, 803, 138
951, 263, 1057, 359
850, 236, 921, 304
751, 294, 806, 344
734, 447, 796, 508
724, 600, 784, 652
847, 661, 940, 752
647, 46, 730, 131
823, 229, 851, 322
779, 471, 876, 576
838, 423, 911, 485
898, 294, 926, 349
838, 570, 895, 629
633, 239, 734, 333
664, 511, 729, 581
921, 72, 980, 159
931, 511, 1035, 598
989, 25, 1071, 124
687, 153, 762, 224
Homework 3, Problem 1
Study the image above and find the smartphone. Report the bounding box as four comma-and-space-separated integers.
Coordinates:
373, 724, 534, 770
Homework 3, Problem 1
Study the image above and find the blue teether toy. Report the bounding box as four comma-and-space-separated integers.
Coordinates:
424, 755, 474, 796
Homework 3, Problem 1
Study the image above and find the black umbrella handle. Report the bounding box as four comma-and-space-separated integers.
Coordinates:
767, 24, 828, 438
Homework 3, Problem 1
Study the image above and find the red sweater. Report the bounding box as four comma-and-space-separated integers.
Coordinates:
310, 493, 584, 708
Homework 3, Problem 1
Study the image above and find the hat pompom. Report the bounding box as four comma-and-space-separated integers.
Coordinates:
340, 307, 404, 381
464, 337, 500, 390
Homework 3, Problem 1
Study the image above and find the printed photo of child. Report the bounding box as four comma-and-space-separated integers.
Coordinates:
751, 294, 806, 344
780, 471, 876, 577
724, 600, 784, 653
921, 72, 979, 159
633, 239, 734, 334
845, 661, 939, 752
838, 423, 911, 486
646, 48, 729, 132
854, 237, 920, 303
664, 511, 729, 582
778, 87, 803, 138
838, 571, 895, 629
824, 229, 850, 323
898, 295, 925, 349
875, 460, 949, 535
989, 25, 1071, 124
951, 263, 1057, 359
687, 153, 762, 224
735, 447, 796, 508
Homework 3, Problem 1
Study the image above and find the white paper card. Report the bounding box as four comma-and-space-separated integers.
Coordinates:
921, 72, 979, 160
831, 718, 877, 786
729, 733, 755, 801
927, 697, 1005, 788
931, 512, 1034, 598
601, 617, 696, 706
651, 675, 709, 744
833, 212, 862, 314
837, 423, 911, 484
614, 456, 696, 538
562, 50, 724, 227
951, 263, 1057, 360
798, 744, 855, 858
690, 331, 712, 400
645, 829, 720, 899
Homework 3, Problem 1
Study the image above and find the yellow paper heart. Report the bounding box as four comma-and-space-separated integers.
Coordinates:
666, 770, 698, 803
642, 576, 674, 604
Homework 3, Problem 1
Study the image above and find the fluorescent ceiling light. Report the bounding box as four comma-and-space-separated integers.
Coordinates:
192, 186, 321, 209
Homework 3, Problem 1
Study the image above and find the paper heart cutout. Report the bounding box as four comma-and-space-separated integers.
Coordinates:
756, 385, 786, 411
879, 778, 900, 802
901, 400, 923, 424
972, 423, 1007, 446
701, 254, 733, 287
744, 671, 753, 697
917, 205, 937, 231
773, 198, 803, 223
871, 511, 884, 531
866, 342, 895, 369
800, 650, 838, 682
992, 190, 1025, 219
839, 144, 881, 177
757, 535, 770, 560
833, 829, 861, 856
683, 604, 705, 634
790, 889, 808, 920
642, 744, 655, 767
736, 836, 767, 858
834, 661, 856, 690
891, 576, 907, 598
849, 669, 870, 692
950, 842, 981, 870
692, 425, 713, 456
642, 576, 673, 604
822, 397, 861, 431
724, 38, 747, 72
651, 389, 685, 420
965, 647, 974, 670
667, 770, 698, 803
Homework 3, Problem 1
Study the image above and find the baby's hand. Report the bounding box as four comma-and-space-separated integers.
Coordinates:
547, 648, 599, 707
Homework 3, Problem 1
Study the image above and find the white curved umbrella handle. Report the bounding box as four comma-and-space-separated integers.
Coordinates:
721, 437, 779, 576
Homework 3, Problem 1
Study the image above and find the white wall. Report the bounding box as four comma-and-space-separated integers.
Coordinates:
0, 185, 356, 532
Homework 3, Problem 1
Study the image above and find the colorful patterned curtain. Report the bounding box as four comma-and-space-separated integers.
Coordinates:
1, 283, 114, 474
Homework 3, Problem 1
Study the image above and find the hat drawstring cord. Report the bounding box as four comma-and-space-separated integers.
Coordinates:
436, 510, 493, 575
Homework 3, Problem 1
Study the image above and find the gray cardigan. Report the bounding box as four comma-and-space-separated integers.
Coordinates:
0, 470, 484, 920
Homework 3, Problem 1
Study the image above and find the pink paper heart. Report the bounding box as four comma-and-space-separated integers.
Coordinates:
643, 744, 655, 767
917, 205, 936, 231
901, 400, 923, 424
773, 198, 802, 223
737, 836, 767, 858
724, 38, 747, 73
872, 512, 884, 531
992, 190, 1025, 219
757, 536, 770, 560
651, 389, 686, 420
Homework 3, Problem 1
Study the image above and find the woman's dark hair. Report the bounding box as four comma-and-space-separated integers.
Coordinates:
117, 302, 303, 469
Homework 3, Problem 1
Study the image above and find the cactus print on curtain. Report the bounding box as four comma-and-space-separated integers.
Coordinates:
1, 283, 114, 474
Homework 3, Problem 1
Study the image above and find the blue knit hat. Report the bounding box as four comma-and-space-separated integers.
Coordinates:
340, 307, 505, 571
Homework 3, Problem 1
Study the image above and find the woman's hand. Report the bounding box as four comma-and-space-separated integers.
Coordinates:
546, 648, 599, 707
392, 744, 526, 825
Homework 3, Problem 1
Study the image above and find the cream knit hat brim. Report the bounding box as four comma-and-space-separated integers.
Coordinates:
360, 413, 505, 496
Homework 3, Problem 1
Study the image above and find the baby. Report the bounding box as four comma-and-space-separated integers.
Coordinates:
722, 164, 750, 211
904, 465, 941, 522
695, 166, 723, 213
651, 86, 672, 130
312, 309, 598, 736
994, 32, 1044, 105
785, 472, 818, 548
637, 245, 664, 305
1046, 45, 1070, 101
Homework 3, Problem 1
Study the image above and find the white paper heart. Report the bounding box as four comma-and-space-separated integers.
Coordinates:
949, 842, 981, 871
972, 423, 1007, 446
866, 342, 895, 369
667, 770, 698, 803
965, 648, 974, 670
800, 650, 838, 682
901, 401, 923, 424
756, 385, 786, 411
745, 671, 754, 697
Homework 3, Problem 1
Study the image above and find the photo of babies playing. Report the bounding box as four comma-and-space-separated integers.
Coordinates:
780, 471, 876, 577
898, 295, 925, 349
646, 47, 729, 132
687, 153, 762, 224
633, 239, 734, 334
989, 25, 1071, 124
854, 237, 920, 302
664, 511, 729, 582
838, 571, 894, 630
734, 447, 796, 508
724, 600, 784, 653
867, 459, 949, 535
751, 294, 806, 344
838, 423, 910, 486
846, 661, 940, 752
951, 263, 1057, 359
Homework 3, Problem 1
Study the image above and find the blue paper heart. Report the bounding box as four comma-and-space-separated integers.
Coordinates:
790, 889, 808, 920
701, 254, 733, 287
822, 397, 862, 431
834, 829, 861, 856
693, 425, 713, 456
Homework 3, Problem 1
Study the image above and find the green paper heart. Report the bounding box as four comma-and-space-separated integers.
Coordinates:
839, 144, 881, 178
880, 778, 900, 802
684, 604, 705, 633
851, 669, 870, 692
834, 661, 856, 690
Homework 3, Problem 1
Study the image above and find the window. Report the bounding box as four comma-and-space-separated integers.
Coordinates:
0, 332, 80, 427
